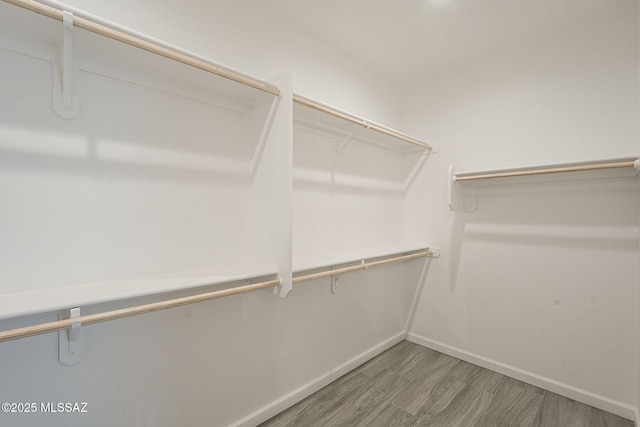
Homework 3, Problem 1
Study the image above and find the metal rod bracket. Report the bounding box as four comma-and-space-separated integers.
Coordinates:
449, 165, 477, 212
330, 270, 343, 294
59, 307, 85, 366
334, 126, 356, 167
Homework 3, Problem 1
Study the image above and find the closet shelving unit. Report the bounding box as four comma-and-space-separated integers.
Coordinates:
292, 94, 432, 154
0, 0, 439, 345
449, 156, 640, 212
0, 0, 291, 343
290, 94, 438, 283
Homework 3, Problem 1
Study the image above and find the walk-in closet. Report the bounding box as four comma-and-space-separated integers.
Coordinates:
0, 0, 638, 426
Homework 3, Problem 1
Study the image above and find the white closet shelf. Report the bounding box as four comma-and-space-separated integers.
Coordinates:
293, 94, 433, 155
293, 243, 435, 274
449, 156, 640, 212
0, 263, 277, 321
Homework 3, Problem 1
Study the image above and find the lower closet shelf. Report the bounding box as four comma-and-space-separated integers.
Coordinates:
0, 263, 277, 321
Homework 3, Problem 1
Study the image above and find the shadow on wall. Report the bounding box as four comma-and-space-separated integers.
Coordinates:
292, 125, 433, 197
0, 45, 281, 185
448, 175, 640, 292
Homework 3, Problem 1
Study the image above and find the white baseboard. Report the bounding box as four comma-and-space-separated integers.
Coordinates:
229, 332, 406, 427
407, 333, 637, 422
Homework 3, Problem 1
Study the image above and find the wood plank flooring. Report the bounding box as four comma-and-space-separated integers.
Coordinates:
260, 341, 634, 427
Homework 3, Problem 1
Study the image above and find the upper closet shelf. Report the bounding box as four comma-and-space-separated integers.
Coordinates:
0, 0, 279, 110
293, 94, 433, 155
0, 263, 277, 322
449, 156, 640, 212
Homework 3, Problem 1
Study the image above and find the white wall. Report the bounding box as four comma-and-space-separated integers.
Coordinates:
404, 1, 639, 416
292, 127, 407, 259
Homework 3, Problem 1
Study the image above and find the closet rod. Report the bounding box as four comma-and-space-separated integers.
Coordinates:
293, 94, 433, 151
455, 159, 639, 182
0, 279, 280, 343
293, 250, 433, 284
3, 0, 281, 96
0, 251, 432, 342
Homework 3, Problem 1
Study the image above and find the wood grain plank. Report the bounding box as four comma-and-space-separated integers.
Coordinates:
475, 377, 544, 427
351, 402, 419, 427
355, 340, 440, 380
416, 389, 495, 426
534, 392, 634, 427
391, 353, 460, 416
316, 369, 413, 427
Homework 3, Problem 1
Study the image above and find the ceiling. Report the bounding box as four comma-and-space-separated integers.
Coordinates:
262, 0, 632, 82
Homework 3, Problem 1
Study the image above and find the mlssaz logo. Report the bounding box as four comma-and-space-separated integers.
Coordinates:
40, 402, 88, 413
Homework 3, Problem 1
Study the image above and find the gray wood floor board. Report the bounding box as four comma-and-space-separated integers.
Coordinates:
394, 345, 442, 381
327, 370, 413, 427
416, 388, 494, 427
353, 341, 413, 377
260, 341, 635, 427
391, 355, 460, 416
367, 369, 414, 403
474, 377, 544, 427
458, 362, 504, 394
355, 341, 440, 381
534, 392, 634, 427
349, 402, 419, 427
409, 362, 499, 425
259, 371, 372, 427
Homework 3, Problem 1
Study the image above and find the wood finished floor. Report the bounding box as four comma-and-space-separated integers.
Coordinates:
260, 341, 634, 427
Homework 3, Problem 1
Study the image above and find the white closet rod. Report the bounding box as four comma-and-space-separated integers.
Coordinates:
293, 94, 433, 151
293, 250, 433, 284
455, 158, 639, 182
0, 279, 281, 343
3, 0, 281, 96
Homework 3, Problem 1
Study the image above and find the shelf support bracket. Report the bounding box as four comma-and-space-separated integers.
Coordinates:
448, 165, 477, 212
330, 271, 342, 294
59, 307, 85, 366
333, 126, 356, 167
53, 10, 80, 119
331, 260, 365, 293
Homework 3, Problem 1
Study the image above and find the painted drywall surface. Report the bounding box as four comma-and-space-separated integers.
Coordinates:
403, 3, 639, 406
292, 126, 407, 259
59, 0, 401, 129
